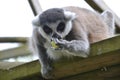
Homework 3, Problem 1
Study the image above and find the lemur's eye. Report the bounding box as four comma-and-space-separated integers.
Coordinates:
43, 25, 52, 34
57, 22, 65, 32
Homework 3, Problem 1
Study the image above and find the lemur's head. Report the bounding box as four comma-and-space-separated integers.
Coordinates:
32, 8, 76, 42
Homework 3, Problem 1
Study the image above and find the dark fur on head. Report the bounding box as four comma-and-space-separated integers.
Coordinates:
39, 8, 66, 25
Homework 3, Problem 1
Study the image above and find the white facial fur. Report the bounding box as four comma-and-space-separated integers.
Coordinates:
32, 15, 40, 26
64, 10, 76, 20
61, 10, 76, 38
32, 15, 51, 42
38, 27, 51, 42
61, 20, 72, 38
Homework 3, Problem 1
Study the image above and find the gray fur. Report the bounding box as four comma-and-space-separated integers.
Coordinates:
101, 10, 115, 36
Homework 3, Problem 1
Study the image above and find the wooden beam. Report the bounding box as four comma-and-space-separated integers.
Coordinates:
0, 60, 40, 80
90, 35, 120, 56
19, 64, 120, 80
85, 0, 120, 33
0, 62, 25, 70
0, 45, 30, 60
85, 0, 104, 12
0, 35, 120, 79
0, 37, 27, 43
0, 51, 120, 80
53, 50, 120, 79
60, 64, 120, 80
28, 0, 42, 16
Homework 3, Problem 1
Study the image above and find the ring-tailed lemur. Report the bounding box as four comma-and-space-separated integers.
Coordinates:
30, 6, 115, 79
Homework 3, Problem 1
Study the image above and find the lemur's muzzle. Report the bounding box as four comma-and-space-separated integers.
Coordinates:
52, 33, 61, 39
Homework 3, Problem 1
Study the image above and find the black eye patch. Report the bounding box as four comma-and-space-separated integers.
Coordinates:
43, 25, 52, 34
57, 22, 65, 32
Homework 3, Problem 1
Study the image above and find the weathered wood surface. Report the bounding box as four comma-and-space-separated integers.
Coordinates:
0, 62, 25, 70
60, 64, 120, 80
0, 45, 30, 60
0, 37, 27, 43
0, 35, 120, 80
19, 64, 120, 80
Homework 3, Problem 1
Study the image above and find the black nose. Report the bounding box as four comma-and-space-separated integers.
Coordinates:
52, 33, 61, 39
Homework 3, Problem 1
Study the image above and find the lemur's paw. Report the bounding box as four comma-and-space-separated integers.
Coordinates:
41, 66, 55, 79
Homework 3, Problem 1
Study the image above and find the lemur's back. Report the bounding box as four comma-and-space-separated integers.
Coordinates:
64, 6, 114, 43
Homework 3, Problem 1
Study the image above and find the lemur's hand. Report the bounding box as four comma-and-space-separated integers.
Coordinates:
55, 39, 69, 49
51, 38, 68, 50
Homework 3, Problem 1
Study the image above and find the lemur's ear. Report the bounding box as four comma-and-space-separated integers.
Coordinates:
101, 10, 114, 26
32, 15, 41, 26
64, 10, 76, 20
101, 10, 115, 35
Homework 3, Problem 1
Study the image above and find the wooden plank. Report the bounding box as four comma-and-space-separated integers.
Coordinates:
0, 62, 24, 70
0, 50, 120, 80
0, 35, 120, 79
90, 35, 120, 56
53, 50, 120, 79
85, 0, 103, 12
0, 45, 30, 60
61, 64, 120, 80
18, 64, 120, 80
85, 0, 120, 32
0, 61, 40, 80
0, 37, 27, 43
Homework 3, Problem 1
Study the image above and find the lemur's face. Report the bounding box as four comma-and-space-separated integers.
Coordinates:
40, 20, 66, 40
32, 8, 76, 42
